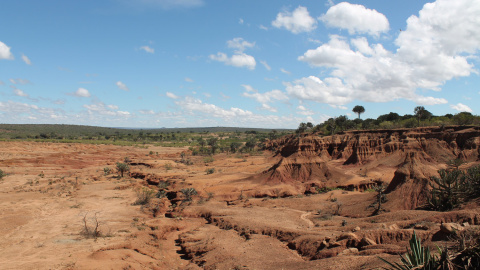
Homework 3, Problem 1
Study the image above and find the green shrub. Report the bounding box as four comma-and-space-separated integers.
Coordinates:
203, 156, 214, 163
0, 169, 5, 180
103, 167, 111, 176
116, 162, 130, 178
134, 187, 156, 205
181, 188, 197, 202
206, 168, 215, 175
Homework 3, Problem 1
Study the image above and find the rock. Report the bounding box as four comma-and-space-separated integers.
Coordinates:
414, 224, 429, 230
359, 237, 376, 247
338, 248, 359, 256
337, 232, 359, 241
440, 223, 464, 234
352, 226, 361, 232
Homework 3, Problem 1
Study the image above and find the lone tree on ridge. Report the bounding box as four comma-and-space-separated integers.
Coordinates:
352, 105, 365, 119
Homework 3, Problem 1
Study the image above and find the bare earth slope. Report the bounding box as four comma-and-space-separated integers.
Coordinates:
1, 126, 479, 269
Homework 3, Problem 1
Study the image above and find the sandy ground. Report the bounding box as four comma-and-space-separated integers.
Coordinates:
0, 141, 478, 270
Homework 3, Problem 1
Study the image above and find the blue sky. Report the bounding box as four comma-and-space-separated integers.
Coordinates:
1, 0, 479, 128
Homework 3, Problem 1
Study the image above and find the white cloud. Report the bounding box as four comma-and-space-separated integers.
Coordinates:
172, 96, 304, 128
166, 92, 179, 99
13, 88, 28, 97
185, 77, 194, 82
116, 81, 129, 91
71, 88, 91, 98
297, 105, 314, 116
239, 18, 244, 25
9, 78, 31, 85
210, 38, 257, 70
241, 84, 289, 104
320, 2, 389, 36
295, 0, 479, 107
260, 60, 271, 71
21, 54, 32, 65
140, 46, 155, 54
210, 52, 256, 70
285, 76, 352, 105
0, 101, 37, 113
280, 68, 291, 75
272, 6, 317, 34
0, 41, 14, 60
259, 25, 268, 31
227, 37, 255, 53
261, 103, 277, 113
176, 96, 253, 119
84, 102, 131, 117
139, 109, 155, 115
450, 103, 473, 113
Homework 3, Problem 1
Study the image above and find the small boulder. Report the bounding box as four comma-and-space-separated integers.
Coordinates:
440, 223, 464, 234
338, 248, 359, 256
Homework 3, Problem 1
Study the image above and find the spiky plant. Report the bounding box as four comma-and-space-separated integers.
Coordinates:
380, 231, 440, 270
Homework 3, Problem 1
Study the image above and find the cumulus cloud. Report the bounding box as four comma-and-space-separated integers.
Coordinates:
116, 81, 129, 91
272, 6, 317, 34
175, 96, 306, 128
0, 101, 66, 122
260, 104, 277, 113
175, 96, 253, 119
297, 105, 314, 116
70, 88, 91, 98
227, 37, 255, 53
21, 54, 32, 65
450, 103, 473, 113
166, 92, 179, 99
83, 102, 130, 117
13, 88, 29, 97
210, 38, 257, 70
320, 2, 389, 36
241, 84, 288, 104
294, 0, 477, 106
210, 52, 256, 70
0, 41, 14, 60
140, 46, 155, 54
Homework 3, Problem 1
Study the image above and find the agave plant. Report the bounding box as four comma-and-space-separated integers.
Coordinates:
380, 231, 440, 270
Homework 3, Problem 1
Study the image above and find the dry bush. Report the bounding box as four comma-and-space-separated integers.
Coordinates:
81, 212, 102, 239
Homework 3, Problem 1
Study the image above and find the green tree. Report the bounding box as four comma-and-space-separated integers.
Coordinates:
296, 122, 308, 134
335, 115, 348, 131
427, 169, 466, 211
414, 106, 432, 126
230, 142, 242, 153
453, 112, 474, 125
352, 105, 365, 119
116, 162, 130, 178
207, 137, 218, 154
245, 138, 256, 151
